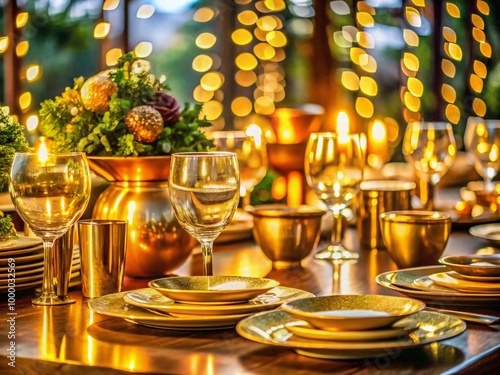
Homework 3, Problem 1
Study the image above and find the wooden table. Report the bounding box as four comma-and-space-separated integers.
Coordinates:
1, 226, 499, 374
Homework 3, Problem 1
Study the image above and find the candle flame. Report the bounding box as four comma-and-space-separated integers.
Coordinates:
371, 120, 387, 141
336, 111, 349, 135
38, 138, 49, 163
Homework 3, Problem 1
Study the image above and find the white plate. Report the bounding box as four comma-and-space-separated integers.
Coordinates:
0, 235, 42, 251
376, 265, 500, 306
285, 321, 417, 342
236, 310, 466, 360
0, 244, 44, 258
0, 251, 44, 266
469, 224, 500, 245
123, 286, 314, 316
89, 291, 252, 330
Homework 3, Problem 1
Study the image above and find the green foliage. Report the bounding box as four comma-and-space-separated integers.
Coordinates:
0, 111, 31, 191
40, 52, 214, 156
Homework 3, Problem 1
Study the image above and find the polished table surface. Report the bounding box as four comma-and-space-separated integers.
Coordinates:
1, 224, 500, 375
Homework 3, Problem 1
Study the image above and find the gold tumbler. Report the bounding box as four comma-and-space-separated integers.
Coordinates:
78, 219, 127, 298
357, 180, 415, 250
52, 225, 75, 297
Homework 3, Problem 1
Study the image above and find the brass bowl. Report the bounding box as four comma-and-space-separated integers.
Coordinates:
87, 156, 171, 182
281, 295, 426, 331
247, 205, 326, 269
380, 210, 452, 269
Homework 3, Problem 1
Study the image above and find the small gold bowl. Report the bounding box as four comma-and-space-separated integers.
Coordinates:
281, 295, 425, 331
380, 210, 452, 269
247, 205, 326, 269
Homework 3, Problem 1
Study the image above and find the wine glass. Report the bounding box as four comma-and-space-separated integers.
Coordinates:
9, 152, 91, 305
169, 152, 240, 276
304, 132, 364, 261
403, 122, 456, 210
464, 117, 500, 192
211, 131, 267, 208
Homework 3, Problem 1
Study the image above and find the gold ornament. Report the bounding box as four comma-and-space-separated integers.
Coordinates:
125, 106, 164, 143
80, 74, 118, 114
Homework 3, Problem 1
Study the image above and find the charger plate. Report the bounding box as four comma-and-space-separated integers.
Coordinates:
236, 310, 466, 360
89, 291, 251, 330
123, 286, 313, 316
376, 265, 500, 306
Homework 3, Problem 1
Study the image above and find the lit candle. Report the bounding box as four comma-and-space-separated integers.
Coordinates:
367, 120, 389, 167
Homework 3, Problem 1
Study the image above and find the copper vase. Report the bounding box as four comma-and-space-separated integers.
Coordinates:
88, 156, 197, 277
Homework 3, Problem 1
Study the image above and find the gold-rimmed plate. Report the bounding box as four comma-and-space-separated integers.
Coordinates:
439, 254, 500, 277
428, 272, 500, 292
88, 291, 250, 330
0, 244, 44, 258
469, 224, 500, 245
376, 265, 500, 306
148, 276, 280, 304
0, 235, 42, 251
215, 220, 253, 244
123, 287, 313, 316
235, 310, 466, 360
285, 321, 418, 342
0, 251, 44, 266
281, 295, 425, 331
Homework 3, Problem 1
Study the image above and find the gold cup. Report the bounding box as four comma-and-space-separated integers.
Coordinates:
357, 180, 416, 250
78, 219, 127, 298
380, 210, 452, 269
52, 225, 75, 297
247, 205, 326, 269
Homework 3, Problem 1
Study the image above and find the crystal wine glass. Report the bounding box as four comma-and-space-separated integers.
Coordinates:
169, 152, 240, 276
211, 131, 267, 208
403, 121, 456, 210
9, 152, 91, 305
464, 117, 500, 192
304, 132, 364, 261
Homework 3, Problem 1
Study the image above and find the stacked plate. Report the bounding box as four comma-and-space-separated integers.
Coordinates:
88, 275, 314, 330
236, 295, 466, 360
376, 256, 500, 306
0, 234, 81, 293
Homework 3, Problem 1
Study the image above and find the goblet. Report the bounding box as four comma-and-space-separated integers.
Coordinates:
304, 132, 364, 261
9, 152, 91, 305
211, 131, 267, 207
464, 118, 500, 192
403, 121, 456, 210
169, 152, 240, 276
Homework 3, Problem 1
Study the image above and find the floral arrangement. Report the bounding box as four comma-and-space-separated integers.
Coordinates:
0, 110, 30, 240
40, 52, 214, 156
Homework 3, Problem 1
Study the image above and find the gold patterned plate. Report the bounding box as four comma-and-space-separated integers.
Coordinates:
285, 321, 418, 342
0, 235, 42, 251
236, 310, 466, 360
439, 254, 500, 277
123, 287, 314, 316
376, 265, 500, 306
148, 276, 280, 304
88, 291, 251, 330
281, 295, 425, 331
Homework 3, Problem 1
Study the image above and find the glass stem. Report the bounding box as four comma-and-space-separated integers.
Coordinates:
200, 240, 214, 276
330, 209, 343, 246
420, 180, 435, 210
40, 240, 56, 299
